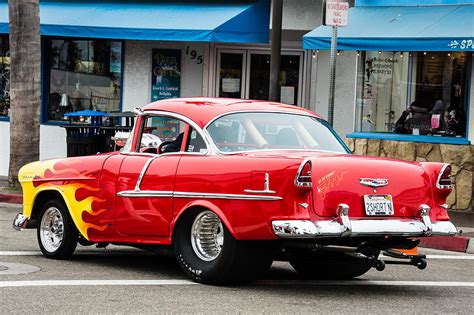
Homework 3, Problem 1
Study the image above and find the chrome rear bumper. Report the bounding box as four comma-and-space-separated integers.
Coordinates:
272, 204, 457, 238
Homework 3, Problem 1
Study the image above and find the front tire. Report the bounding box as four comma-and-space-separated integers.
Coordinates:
37, 199, 78, 259
174, 209, 275, 285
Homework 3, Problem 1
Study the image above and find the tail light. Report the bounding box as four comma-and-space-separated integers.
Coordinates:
295, 159, 312, 188
436, 164, 452, 189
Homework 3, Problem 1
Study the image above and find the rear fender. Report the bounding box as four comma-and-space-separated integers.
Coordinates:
171, 200, 237, 240
420, 162, 452, 220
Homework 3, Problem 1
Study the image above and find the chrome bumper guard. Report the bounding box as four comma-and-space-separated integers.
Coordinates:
272, 204, 458, 238
13, 213, 29, 231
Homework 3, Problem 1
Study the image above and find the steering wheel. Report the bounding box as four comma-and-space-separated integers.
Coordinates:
158, 140, 174, 154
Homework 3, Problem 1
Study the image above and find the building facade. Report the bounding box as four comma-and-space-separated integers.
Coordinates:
0, 0, 324, 175
0, 0, 472, 210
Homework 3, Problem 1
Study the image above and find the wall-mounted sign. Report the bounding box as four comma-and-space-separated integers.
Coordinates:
448, 39, 473, 50
325, 0, 349, 27
151, 49, 181, 101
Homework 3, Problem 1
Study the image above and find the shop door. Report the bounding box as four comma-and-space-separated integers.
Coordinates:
246, 51, 303, 105
216, 50, 247, 98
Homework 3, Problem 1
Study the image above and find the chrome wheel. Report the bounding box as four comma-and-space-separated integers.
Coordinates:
39, 206, 64, 253
190, 211, 224, 261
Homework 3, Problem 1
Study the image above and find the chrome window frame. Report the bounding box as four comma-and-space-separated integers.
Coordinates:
121, 110, 217, 156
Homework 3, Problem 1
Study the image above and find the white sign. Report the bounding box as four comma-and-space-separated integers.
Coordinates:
221, 78, 240, 93
280, 86, 295, 105
325, 0, 349, 27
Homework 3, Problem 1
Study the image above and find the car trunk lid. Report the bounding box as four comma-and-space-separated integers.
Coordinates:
311, 155, 432, 218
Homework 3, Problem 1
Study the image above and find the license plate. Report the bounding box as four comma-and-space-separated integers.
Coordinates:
364, 195, 394, 216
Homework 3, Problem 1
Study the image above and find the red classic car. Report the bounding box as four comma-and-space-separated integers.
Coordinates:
13, 98, 457, 284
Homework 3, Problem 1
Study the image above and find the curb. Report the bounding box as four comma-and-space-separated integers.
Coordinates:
0, 193, 22, 205
418, 236, 472, 253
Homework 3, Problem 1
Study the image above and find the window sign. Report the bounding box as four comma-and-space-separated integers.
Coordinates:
222, 78, 240, 93
151, 49, 181, 101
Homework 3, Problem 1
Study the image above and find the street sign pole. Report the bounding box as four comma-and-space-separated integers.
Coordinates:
324, 0, 348, 127
328, 25, 338, 127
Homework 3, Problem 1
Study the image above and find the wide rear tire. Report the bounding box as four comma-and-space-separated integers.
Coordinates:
289, 250, 377, 280
174, 209, 276, 285
37, 199, 78, 259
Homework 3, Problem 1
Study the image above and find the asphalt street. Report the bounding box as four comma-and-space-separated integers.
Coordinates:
1, 202, 473, 314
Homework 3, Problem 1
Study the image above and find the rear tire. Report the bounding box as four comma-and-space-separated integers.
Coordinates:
37, 199, 78, 259
174, 209, 276, 284
289, 250, 377, 280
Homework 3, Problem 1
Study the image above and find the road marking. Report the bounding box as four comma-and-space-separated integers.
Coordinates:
426, 255, 474, 260
255, 280, 474, 287
0, 279, 197, 288
0, 279, 474, 288
0, 251, 42, 256
0, 250, 147, 256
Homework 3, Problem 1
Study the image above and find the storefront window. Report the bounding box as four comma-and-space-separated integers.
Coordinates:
355, 51, 470, 138
46, 38, 122, 122
0, 35, 9, 118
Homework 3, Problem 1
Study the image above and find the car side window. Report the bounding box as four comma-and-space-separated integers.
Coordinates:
185, 127, 207, 153
137, 116, 187, 154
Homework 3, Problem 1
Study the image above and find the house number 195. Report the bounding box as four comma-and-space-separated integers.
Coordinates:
186, 46, 203, 64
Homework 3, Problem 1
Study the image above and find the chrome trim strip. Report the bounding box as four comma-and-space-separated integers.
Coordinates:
13, 213, 28, 231
294, 159, 312, 188
117, 190, 283, 201
134, 156, 160, 191
243, 189, 277, 194
244, 173, 276, 194
173, 191, 283, 201
117, 190, 174, 198
272, 218, 458, 238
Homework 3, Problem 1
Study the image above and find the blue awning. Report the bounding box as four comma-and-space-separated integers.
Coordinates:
303, 4, 474, 51
0, 0, 270, 44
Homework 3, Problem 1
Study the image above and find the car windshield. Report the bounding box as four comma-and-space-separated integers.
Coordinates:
206, 112, 348, 153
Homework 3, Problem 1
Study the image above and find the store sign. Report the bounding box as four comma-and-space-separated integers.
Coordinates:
325, 0, 349, 27
151, 49, 181, 101
448, 39, 473, 50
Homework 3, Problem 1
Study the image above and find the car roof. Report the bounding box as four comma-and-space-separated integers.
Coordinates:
142, 97, 322, 128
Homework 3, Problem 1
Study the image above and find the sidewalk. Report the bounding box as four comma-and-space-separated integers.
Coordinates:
418, 211, 474, 254
1, 177, 472, 253
0, 177, 22, 204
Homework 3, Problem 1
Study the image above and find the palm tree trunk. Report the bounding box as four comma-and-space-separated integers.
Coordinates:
8, 0, 41, 188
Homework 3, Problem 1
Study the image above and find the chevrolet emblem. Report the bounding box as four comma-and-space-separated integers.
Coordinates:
359, 178, 388, 188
